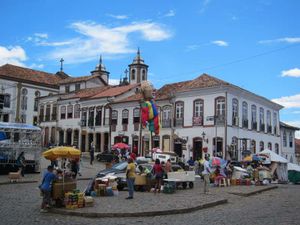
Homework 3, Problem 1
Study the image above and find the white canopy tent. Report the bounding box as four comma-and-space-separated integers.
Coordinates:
258, 149, 288, 183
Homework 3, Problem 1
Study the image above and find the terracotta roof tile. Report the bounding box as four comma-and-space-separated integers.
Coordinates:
59, 86, 110, 100
58, 74, 100, 84
112, 93, 143, 103
0, 64, 62, 87
90, 84, 139, 99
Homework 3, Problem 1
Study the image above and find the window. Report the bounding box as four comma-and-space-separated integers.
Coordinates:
289, 132, 293, 148
215, 97, 225, 124
95, 107, 102, 126
142, 69, 146, 80
52, 104, 57, 120
259, 107, 265, 132
21, 88, 28, 110
267, 110, 271, 133
122, 109, 129, 131
162, 105, 171, 128
260, 141, 264, 151
251, 105, 257, 130
175, 101, 184, 127
232, 99, 239, 126
75, 83, 81, 91
131, 69, 135, 80
33, 116, 38, 126
283, 130, 287, 147
4, 94, 10, 108
273, 112, 278, 135
60, 106, 66, 119
65, 85, 70, 93
45, 105, 51, 121
231, 137, 238, 161
268, 142, 272, 150
251, 140, 256, 154
103, 107, 110, 125
34, 91, 40, 111
133, 108, 140, 123
242, 101, 248, 128
193, 99, 204, 126
88, 108, 94, 127
81, 110, 87, 126
74, 104, 80, 118
111, 110, 118, 125
67, 105, 73, 119
39, 105, 44, 122
275, 143, 279, 154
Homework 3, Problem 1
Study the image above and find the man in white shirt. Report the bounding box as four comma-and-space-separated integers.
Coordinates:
202, 155, 211, 194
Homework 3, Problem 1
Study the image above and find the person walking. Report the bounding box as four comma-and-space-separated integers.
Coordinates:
126, 158, 136, 199
39, 165, 56, 212
90, 142, 95, 165
202, 155, 211, 194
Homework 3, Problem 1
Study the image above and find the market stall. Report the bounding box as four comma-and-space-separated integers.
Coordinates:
42, 146, 82, 205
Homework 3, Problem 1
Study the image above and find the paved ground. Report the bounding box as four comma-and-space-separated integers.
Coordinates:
0, 157, 300, 225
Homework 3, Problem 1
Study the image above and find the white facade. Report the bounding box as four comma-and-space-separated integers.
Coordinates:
280, 122, 299, 164
0, 78, 59, 124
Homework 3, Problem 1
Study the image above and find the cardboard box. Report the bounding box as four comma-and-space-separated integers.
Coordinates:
52, 181, 76, 199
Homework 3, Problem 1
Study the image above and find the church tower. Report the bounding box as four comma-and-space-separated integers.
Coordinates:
128, 48, 148, 85
91, 55, 110, 85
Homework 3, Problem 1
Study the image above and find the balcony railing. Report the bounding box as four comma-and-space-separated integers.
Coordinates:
111, 124, 116, 132
80, 120, 87, 127
51, 113, 57, 121
45, 115, 50, 122
260, 123, 265, 132
122, 124, 128, 131
134, 123, 139, 131
232, 117, 239, 126
174, 118, 183, 127
88, 118, 94, 127
215, 115, 225, 125
95, 118, 101, 126
242, 119, 248, 128
252, 122, 257, 130
161, 119, 171, 128
193, 116, 203, 126
267, 125, 272, 133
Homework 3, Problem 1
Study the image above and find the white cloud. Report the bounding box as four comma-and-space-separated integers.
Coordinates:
107, 14, 128, 20
109, 79, 120, 85
211, 40, 228, 47
47, 21, 172, 64
272, 94, 300, 108
281, 68, 300, 78
0, 45, 27, 66
164, 10, 176, 17
259, 37, 300, 44
199, 0, 212, 13
34, 33, 48, 39
29, 63, 44, 69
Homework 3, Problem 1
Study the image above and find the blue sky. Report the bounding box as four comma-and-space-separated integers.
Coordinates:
1, 0, 300, 137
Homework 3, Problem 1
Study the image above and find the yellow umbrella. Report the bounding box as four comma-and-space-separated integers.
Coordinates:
43, 146, 81, 160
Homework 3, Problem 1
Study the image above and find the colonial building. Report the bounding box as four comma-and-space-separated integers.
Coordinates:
280, 122, 300, 164
0, 64, 67, 124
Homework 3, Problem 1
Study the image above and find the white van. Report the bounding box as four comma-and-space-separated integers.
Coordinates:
152, 152, 178, 163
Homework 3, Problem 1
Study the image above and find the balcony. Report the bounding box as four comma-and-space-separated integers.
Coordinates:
80, 120, 87, 127
242, 119, 248, 129
111, 124, 116, 132
252, 122, 257, 130
232, 117, 239, 126
193, 116, 203, 126
161, 119, 171, 128
51, 114, 57, 121
174, 118, 183, 127
88, 118, 94, 127
122, 124, 128, 131
134, 123, 139, 131
267, 125, 272, 133
215, 115, 225, 125
45, 115, 50, 122
260, 124, 265, 132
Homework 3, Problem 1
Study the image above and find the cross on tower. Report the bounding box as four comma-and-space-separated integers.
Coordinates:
60, 58, 64, 72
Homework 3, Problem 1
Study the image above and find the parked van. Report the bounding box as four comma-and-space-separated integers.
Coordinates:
152, 152, 178, 163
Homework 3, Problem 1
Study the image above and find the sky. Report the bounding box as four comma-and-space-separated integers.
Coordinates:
1, 0, 300, 137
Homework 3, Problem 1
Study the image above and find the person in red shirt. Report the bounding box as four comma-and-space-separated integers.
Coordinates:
130, 151, 136, 161
152, 159, 163, 193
